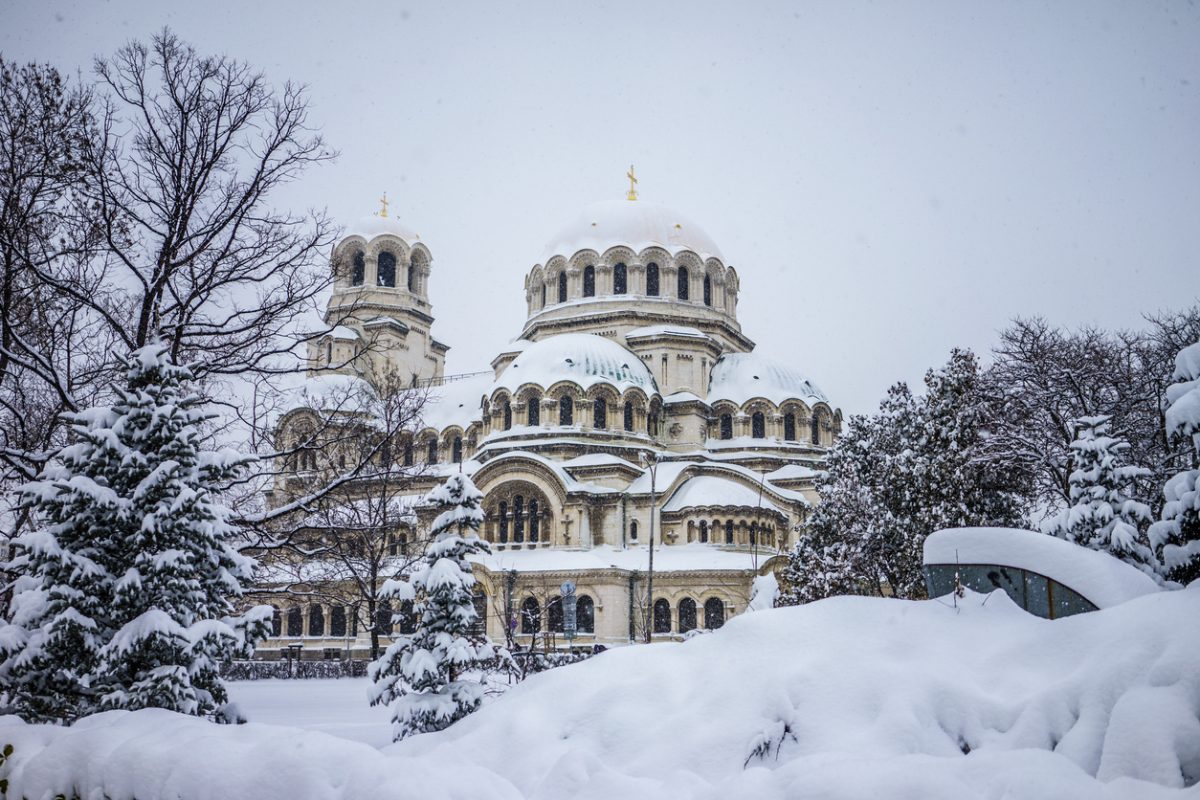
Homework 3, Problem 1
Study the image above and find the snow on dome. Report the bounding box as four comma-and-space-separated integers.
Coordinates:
923, 527, 1161, 609
708, 352, 828, 407
540, 199, 724, 263
419, 372, 491, 431
662, 475, 784, 515
343, 214, 421, 245
492, 333, 659, 395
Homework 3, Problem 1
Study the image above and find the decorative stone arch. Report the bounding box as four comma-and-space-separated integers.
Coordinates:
473, 458, 571, 546
584, 383, 620, 429
486, 389, 515, 432
647, 395, 665, 438
515, 383, 547, 426
619, 386, 651, 433
332, 236, 370, 288
408, 243, 432, 295
810, 402, 834, 445
637, 246, 671, 296
779, 399, 812, 443
673, 251, 704, 301
545, 381, 584, 426
709, 401, 739, 440
567, 251, 599, 300
724, 265, 741, 315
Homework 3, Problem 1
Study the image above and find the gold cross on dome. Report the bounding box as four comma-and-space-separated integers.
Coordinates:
626, 165, 638, 201
376, 192, 389, 218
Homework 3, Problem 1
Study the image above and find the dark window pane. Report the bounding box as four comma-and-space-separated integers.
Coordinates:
704, 598, 725, 629
558, 272, 568, 303
752, 412, 765, 438
646, 263, 659, 296
330, 606, 346, 637
559, 395, 573, 425
583, 265, 595, 297
679, 598, 697, 632
784, 414, 796, 441
521, 597, 540, 633
624, 401, 634, 432
528, 395, 540, 426
613, 263, 627, 294
378, 251, 397, 287
703, 275, 712, 306
653, 598, 671, 633
677, 266, 689, 299
577, 595, 595, 633
351, 251, 365, 286
594, 398, 606, 429
720, 414, 733, 440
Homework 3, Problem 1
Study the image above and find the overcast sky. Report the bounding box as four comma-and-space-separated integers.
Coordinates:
3, 0, 1196, 415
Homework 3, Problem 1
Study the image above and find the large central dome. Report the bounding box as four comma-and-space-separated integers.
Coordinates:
540, 199, 724, 263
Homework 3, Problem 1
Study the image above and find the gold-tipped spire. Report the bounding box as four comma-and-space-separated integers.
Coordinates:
376, 191, 389, 218
626, 165, 638, 201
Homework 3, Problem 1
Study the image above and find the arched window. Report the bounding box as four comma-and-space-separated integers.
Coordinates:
559, 395, 573, 426
703, 275, 712, 306
287, 607, 302, 637
699, 520, 709, 543
624, 401, 634, 432
750, 522, 758, 546
399, 600, 417, 634
502, 399, 512, 431
679, 598, 697, 633
407, 256, 417, 291
784, 413, 796, 441
577, 595, 595, 633
648, 409, 659, 437
427, 437, 438, 464
811, 417, 820, 444
548, 597, 564, 633
351, 250, 365, 286
498, 501, 509, 543
613, 262, 627, 294
270, 606, 282, 637
527, 394, 541, 426
376, 600, 392, 634
704, 598, 725, 629
540, 282, 546, 307
377, 251, 397, 287
583, 265, 595, 297
308, 604, 325, 637
513, 495, 525, 543
725, 520, 734, 544
646, 263, 660, 296
529, 499, 540, 542
720, 413, 733, 440
558, 272, 567, 303
630, 520, 639, 542
752, 411, 765, 439
677, 266, 689, 299
521, 597, 541, 634
653, 598, 671, 634
452, 436, 463, 463
593, 397, 607, 429
403, 441, 414, 466
330, 606, 346, 637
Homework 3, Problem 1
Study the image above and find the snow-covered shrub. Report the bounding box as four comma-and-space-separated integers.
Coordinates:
0, 344, 270, 723
1040, 415, 1156, 575
1150, 341, 1200, 583
220, 659, 367, 681
368, 473, 513, 739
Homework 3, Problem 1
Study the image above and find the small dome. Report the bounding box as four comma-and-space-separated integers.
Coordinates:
343, 214, 421, 245
492, 333, 659, 395
541, 199, 723, 263
708, 352, 827, 407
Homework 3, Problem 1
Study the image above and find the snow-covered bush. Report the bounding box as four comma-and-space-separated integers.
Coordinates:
1041, 415, 1155, 575
220, 659, 367, 681
0, 344, 271, 723
368, 473, 512, 739
1150, 341, 1200, 583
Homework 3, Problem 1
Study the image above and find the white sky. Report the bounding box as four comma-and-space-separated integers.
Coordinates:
3, 0, 1196, 415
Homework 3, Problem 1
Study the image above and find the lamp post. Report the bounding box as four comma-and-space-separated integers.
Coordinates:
641, 451, 658, 643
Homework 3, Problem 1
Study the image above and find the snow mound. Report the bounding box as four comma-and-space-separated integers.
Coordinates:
2, 590, 1197, 799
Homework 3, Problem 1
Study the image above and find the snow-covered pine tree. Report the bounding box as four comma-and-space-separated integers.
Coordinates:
368, 472, 511, 740
0, 344, 271, 723
1149, 341, 1200, 584
1041, 415, 1155, 573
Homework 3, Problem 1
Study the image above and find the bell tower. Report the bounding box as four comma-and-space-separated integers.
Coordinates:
308, 197, 448, 387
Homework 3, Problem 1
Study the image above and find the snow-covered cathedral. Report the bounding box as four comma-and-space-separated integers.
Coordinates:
264, 184, 842, 656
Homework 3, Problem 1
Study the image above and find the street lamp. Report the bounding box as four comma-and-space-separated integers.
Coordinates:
640, 450, 658, 643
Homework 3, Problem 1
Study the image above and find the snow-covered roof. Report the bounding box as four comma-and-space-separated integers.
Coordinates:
294, 373, 378, 412
419, 373, 491, 431
342, 214, 421, 244
922, 527, 1160, 609
328, 325, 360, 341
708, 352, 828, 407
491, 333, 659, 395
664, 391, 704, 405
540, 200, 724, 263
560, 453, 637, 469
765, 464, 820, 482
625, 325, 713, 342
662, 476, 784, 515
471, 543, 769, 575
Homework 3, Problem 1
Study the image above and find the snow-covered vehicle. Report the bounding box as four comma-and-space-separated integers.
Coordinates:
922, 527, 1160, 618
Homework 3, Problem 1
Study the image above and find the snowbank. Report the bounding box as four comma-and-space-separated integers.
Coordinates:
2, 589, 1197, 799
923, 527, 1160, 608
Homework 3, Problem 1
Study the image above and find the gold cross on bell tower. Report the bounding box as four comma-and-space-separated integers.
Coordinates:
376, 191, 389, 218
626, 165, 638, 201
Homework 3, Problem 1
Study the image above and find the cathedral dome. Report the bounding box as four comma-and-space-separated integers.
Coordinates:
343, 213, 421, 245
540, 199, 724, 263
708, 352, 827, 407
492, 333, 659, 395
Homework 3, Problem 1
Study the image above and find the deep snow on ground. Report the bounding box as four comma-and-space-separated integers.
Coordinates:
228, 678, 392, 748
2, 587, 1198, 800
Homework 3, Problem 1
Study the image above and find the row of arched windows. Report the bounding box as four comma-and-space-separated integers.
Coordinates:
542, 263, 716, 307
348, 249, 419, 292
272, 594, 485, 640
695, 518, 776, 548
495, 496, 541, 544
519, 595, 596, 634
652, 597, 725, 634
495, 394, 656, 434
716, 411, 823, 443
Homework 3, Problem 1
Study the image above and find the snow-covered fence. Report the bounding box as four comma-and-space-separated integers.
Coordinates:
221, 659, 368, 681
